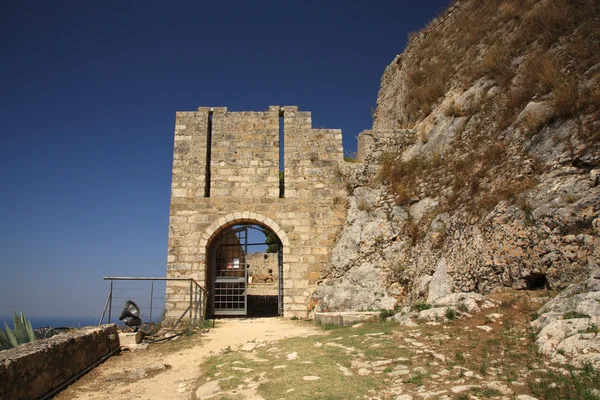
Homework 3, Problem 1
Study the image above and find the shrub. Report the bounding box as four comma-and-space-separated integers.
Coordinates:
481, 44, 515, 85
563, 311, 590, 320
521, 53, 560, 95
413, 301, 432, 312
404, 372, 425, 386
498, 0, 522, 21
446, 307, 457, 321
552, 77, 579, 119
379, 309, 397, 321
522, 0, 576, 47
455, 350, 465, 364
443, 100, 470, 118
380, 154, 435, 206
357, 198, 372, 212
407, 219, 421, 246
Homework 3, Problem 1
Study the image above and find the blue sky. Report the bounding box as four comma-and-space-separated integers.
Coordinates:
0, 0, 451, 318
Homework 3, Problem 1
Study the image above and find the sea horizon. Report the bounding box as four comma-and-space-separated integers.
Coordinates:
1, 315, 105, 329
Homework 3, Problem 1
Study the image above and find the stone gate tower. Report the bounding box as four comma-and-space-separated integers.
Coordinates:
165, 106, 347, 319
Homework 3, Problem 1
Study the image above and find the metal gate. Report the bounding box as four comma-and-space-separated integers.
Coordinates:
211, 226, 248, 316
209, 224, 284, 317
278, 247, 284, 315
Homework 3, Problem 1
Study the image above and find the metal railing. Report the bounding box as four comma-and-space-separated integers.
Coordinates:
99, 277, 207, 330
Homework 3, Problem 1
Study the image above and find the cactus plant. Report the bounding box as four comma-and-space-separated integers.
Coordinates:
0, 311, 35, 350
0, 327, 12, 349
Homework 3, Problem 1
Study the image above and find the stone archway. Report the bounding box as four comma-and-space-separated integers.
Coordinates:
200, 212, 290, 251
201, 213, 290, 317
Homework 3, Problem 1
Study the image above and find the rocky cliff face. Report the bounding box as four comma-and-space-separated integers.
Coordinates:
316, 0, 600, 312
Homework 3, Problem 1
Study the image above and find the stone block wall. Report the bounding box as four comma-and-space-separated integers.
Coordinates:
247, 252, 279, 277
0, 325, 119, 400
166, 106, 347, 319
356, 129, 416, 164
210, 107, 280, 198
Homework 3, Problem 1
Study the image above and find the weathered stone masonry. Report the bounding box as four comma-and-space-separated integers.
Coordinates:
166, 106, 347, 318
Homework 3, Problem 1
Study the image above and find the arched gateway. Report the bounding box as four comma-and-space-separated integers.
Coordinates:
165, 106, 347, 320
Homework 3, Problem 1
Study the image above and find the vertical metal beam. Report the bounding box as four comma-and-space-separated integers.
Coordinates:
99, 291, 111, 325
108, 279, 113, 324
149, 280, 154, 324
189, 279, 193, 328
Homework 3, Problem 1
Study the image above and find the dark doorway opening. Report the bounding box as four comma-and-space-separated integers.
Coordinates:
525, 273, 548, 290
207, 223, 283, 318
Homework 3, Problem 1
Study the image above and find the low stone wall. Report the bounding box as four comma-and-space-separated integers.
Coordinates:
314, 312, 381, 326
0, 324, 119, 400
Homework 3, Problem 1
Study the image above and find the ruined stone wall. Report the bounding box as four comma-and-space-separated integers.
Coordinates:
0, 325, 119, 400
166, 106, 347, 318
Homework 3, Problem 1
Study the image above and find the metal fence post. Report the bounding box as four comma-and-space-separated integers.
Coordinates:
108, 279, 113, 324
149, 280, 154, 325
189, 279, 193, 328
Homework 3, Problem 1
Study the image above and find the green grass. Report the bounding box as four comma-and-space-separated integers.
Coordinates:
413, 301, 432, 312
563, 311, 590, 319
470, 386, 502, 398
529, 365, 600, 400
404, 371, 426, 386
198, 322, 413, 400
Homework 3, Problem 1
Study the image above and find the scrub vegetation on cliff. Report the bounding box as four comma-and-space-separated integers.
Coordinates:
320, 0, 599, 316
378, 0, 600, 216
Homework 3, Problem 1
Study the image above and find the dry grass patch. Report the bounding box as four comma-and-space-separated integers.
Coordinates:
520, 52, 560, 95
522, 0, 577, 47
552, 77, 580, 119
481, 44, 515, 86
380, 154, 433, 205
443, 100, 471, 118
498, 0, 523, 21
522, 111, 552, 133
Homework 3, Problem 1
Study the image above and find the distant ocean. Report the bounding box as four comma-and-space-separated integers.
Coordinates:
1, 316, 103, 329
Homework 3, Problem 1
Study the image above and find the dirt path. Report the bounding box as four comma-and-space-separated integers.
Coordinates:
55, 318, 321, 400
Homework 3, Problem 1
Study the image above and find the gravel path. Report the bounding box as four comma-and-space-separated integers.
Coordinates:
55, 318, 321, 400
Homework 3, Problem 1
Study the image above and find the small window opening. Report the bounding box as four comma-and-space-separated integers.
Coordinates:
204, 110, 213, 197
279, 110, 284, 198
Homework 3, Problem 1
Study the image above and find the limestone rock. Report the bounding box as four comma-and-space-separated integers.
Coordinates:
391, 313, 418, 326
427, 258, 452, 304
418, 307, 448, 321
317, 0, 600, 320
195, 380, 221, 399
533, 269, 600, 367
